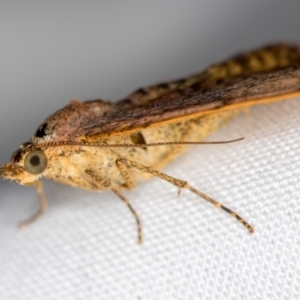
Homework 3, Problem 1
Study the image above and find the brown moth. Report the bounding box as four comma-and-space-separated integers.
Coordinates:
2, 43, 300, 243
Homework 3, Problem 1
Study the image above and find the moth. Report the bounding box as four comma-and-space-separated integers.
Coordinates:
2, 43, 300, 243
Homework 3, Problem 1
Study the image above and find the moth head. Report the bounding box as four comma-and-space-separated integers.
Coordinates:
0, 144, 48, 185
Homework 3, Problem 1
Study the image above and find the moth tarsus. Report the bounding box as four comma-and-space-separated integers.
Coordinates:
2, 43, 300, 242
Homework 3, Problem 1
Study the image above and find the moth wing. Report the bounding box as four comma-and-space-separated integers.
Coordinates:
86, 43, 300, 139
32, 43, 300, 144
87, 65, 300, 140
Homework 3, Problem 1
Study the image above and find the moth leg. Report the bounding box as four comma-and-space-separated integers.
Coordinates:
18, 180, 48, 228
85, 169, 143, 244
115, 158, 137, 189
116, 157, 254, 233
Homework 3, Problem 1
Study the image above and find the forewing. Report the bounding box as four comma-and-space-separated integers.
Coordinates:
31, 43, 300, 144
88, 66, 300, 138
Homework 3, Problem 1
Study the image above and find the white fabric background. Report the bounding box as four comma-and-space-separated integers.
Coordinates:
1, 98, 300, 300
1, 2, 300, 300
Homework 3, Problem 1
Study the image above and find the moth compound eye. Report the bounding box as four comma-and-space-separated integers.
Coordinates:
24, 150, 48, 174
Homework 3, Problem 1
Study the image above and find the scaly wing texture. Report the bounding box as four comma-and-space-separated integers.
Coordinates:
31, 44, 300, 144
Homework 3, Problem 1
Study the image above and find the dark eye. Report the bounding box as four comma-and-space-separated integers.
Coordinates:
24, 150, 48, 174
11, 149, 23, 163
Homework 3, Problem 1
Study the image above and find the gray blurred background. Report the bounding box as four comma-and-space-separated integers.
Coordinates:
0, 0, 300, 164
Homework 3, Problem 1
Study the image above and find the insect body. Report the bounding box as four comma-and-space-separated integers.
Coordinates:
2, 43, 300, 243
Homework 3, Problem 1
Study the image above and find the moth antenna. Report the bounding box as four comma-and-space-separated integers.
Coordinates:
35, 137, 244, 149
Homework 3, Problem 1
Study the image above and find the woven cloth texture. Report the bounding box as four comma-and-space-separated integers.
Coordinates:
1, 98, 300, 300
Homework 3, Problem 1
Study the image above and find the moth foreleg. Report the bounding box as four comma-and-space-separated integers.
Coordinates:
85, 169, 143, 244
18, 180, 48, 228
115, 157, 137, 189
116, 158, 254, 234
